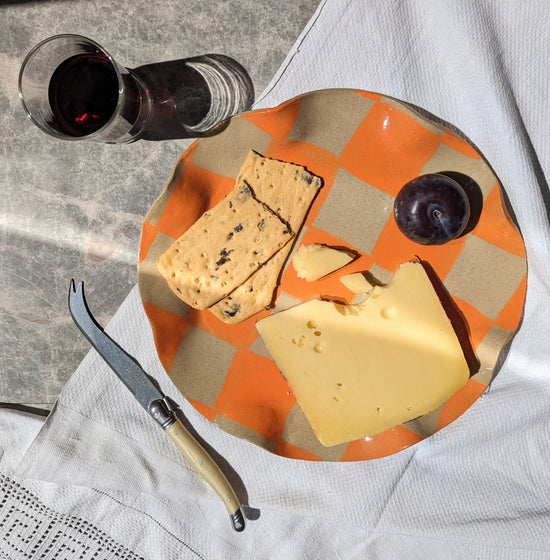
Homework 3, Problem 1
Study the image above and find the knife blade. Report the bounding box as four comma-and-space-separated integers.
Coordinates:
68, 279, 244, 532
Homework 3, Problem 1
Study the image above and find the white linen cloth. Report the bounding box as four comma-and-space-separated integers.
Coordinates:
2, 0, 550, 558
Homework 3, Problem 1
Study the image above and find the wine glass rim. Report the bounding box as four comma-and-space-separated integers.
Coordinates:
18, 34, 127, 142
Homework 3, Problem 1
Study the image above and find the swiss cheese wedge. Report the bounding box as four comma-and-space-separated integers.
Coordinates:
256, 260, 469, 447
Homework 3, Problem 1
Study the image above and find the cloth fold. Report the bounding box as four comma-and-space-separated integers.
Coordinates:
2, 1, 550, 558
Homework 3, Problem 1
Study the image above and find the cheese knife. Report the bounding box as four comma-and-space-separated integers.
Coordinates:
68, 279, 245, 532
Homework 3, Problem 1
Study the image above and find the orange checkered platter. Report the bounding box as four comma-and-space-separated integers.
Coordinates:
138, 89, 527, 462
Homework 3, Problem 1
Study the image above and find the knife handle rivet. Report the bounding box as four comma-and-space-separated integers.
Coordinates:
148, 399, 176, 429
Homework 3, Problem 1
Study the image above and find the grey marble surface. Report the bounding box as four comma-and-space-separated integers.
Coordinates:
1, 0, 319, 406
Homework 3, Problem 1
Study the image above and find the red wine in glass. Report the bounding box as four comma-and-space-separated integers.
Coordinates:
21, 35, 255, 142
48, 53, 139, 136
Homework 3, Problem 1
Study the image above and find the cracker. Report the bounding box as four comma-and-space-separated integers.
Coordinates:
156, 181, 294, 310
209, 151, 322, 323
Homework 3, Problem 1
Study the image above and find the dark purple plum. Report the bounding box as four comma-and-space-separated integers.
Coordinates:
393, 174, 470, 245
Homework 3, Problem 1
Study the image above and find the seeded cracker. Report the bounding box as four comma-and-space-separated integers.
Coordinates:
209, 151, 323, 323
156, 181, 294, 310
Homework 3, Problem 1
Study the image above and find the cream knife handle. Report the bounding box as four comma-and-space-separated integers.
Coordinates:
164, 417, 245, 531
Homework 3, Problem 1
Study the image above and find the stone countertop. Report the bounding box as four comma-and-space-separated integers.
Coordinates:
1, 0, 320, 407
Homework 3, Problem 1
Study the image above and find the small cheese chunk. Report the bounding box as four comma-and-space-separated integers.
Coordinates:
340, 272, 373, 294
156, 182, 293, 310
256, 260, 469, 447
293, 243, 355, 282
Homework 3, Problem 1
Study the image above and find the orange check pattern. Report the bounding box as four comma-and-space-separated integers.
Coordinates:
138, 89, 526, 462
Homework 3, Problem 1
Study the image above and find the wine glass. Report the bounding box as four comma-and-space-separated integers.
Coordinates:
18, 34, 254, 143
